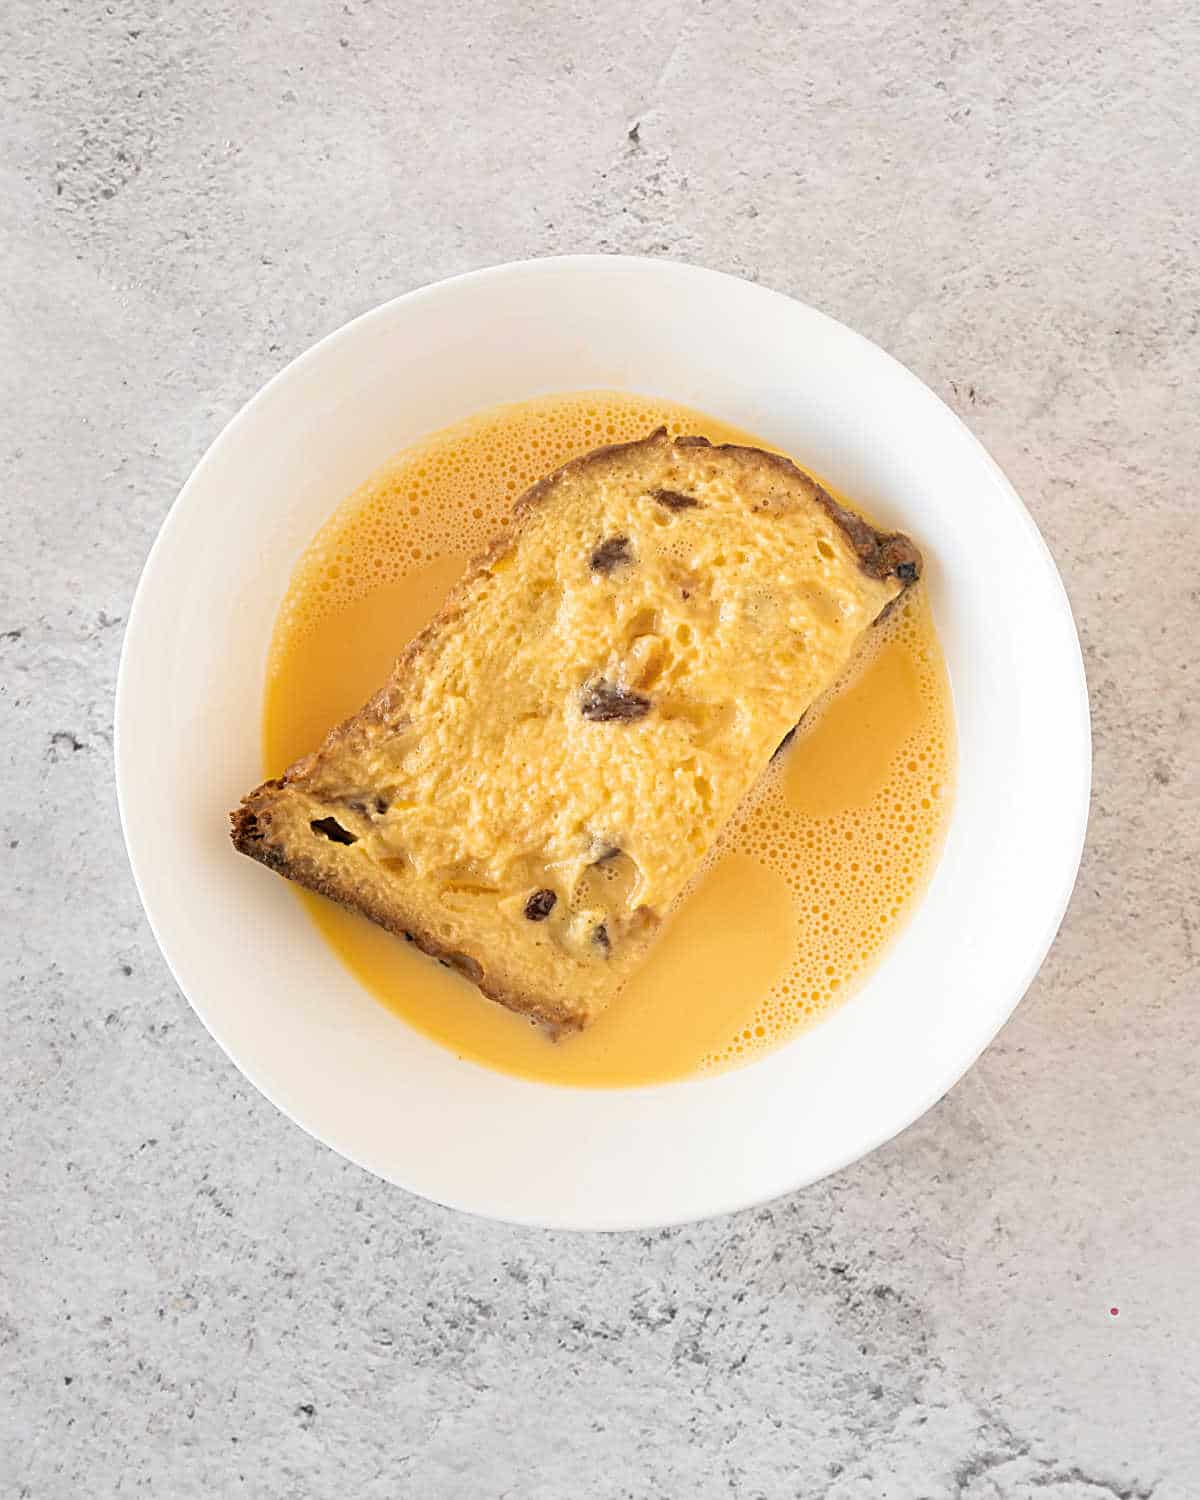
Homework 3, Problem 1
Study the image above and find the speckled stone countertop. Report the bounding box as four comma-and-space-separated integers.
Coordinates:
3, 1, 1197, 1495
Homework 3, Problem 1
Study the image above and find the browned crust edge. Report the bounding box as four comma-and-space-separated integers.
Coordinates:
514, 427, 922, 584
230, 797, 586, 1032
230, 427, 923, 1025
667, 431, 923, 584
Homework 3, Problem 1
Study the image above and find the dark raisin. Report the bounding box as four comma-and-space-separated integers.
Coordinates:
403, 931, 415, 942
580, 678, 651, 722
593, 922, 611, 954
524, 888, 557, 921
590, 535, 633, 574
374, 795, 389, 815
310, 816, 357, 845
896, 560, 919, 585
651, 488, 701, 511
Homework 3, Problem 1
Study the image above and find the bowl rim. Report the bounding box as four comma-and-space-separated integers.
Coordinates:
116, 254, 1091, 1229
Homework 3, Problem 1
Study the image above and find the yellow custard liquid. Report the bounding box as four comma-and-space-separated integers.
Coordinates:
264, 392, 954, 1087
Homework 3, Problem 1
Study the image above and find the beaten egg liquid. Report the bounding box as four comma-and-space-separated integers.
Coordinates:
264, 393, 954, 1087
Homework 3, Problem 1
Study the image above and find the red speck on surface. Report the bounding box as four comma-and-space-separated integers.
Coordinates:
1109, 1307, 1120, 1317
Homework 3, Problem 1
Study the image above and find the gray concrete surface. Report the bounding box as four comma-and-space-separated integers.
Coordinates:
3, 0, 1198, 1495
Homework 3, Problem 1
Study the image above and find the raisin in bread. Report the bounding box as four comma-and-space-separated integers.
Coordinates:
231, 429, 921, 1030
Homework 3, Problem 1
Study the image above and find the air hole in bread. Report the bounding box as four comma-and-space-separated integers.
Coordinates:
627, 634, 668, 691
571, 847, 643, 917
625, 608, 660, 640
659, 696, 734, 746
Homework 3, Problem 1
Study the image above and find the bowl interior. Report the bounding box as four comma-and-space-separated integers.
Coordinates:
117, 257, 1089, 1229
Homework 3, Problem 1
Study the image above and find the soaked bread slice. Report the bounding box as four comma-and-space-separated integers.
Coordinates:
231, 429, 921, 1030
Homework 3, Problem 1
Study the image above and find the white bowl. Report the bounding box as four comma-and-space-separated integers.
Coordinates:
116, 256, 1090, 1230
